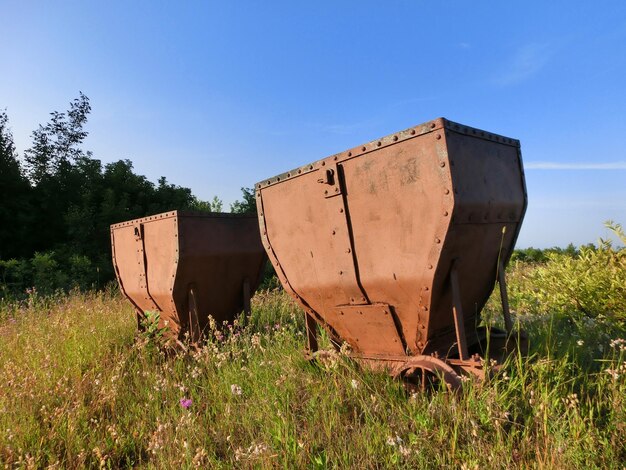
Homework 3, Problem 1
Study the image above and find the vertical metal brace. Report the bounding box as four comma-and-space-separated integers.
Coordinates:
112, 229, 144, 329
498, 260, 513, 334
187, 284, 200, 342
450, 259, 469, 361
305, 313, 319, 356
242, 278, 251, 318
134, 224, 146, 290
318, 163, 369, 305
133, 222, 159, 312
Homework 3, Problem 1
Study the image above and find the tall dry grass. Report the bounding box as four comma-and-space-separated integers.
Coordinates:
0, 277, 625, 468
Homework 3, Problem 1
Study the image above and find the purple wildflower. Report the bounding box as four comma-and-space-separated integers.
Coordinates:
179, 398, 192, 409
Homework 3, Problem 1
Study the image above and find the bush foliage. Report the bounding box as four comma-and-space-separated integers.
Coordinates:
502, 222, 626, 323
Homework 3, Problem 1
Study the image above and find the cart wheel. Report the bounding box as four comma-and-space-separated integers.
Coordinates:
392, 355, 462, 393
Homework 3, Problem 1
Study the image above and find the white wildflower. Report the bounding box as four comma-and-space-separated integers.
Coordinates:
339, 341, 352, 356
386, 434, 403, 446
609, 338, 626, 352
398, 444, 411, 457
234, 443, 268, 461
562, 393, 579, 409
251, 333, 262, 349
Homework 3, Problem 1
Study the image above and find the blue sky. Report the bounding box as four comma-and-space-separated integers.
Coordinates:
1, 1, 625, 248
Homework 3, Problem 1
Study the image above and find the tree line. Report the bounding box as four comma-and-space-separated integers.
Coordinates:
0, 94, 255, 296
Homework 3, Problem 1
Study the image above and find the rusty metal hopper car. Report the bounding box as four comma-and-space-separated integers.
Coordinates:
111, 211, 266, 342
255, 118, 527, 389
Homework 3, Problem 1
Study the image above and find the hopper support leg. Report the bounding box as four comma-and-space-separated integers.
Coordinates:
187, 285, 200, 342
450, 260, 469, 361
242, 278, 251, 318
497, 260, 513, 334
136, 308, 146, 332
305, 313, 319, 356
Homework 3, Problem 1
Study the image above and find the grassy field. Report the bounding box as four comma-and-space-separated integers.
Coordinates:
0, 262, 625, 468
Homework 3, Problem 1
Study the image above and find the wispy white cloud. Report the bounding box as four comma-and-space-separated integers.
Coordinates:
494, 43, 553, 86
530, 198, 626, 209
458, 42, 471, 49
525, 161, 626, 170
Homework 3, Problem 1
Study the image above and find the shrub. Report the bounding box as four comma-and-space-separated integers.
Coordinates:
68, 254, 95, 290
518, 222, 625, 322
31, 251, 68, 294
0, 258, 30, 297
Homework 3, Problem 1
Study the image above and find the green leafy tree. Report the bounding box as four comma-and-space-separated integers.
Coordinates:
210, 195, 224, 212
22, 94, 92, 254
24, 92, 91, 184
188, 195, 223, 213
230, 187, 257, 214
0, 110, 32, 259
154, 177, 196, 213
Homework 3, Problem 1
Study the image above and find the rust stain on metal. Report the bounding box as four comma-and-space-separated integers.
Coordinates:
111, 211, 266, 341
256, 117, 528, 389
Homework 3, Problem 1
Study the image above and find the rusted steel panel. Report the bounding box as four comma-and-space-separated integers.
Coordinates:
111, 211, 266, 340
256, 118, 526, 362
